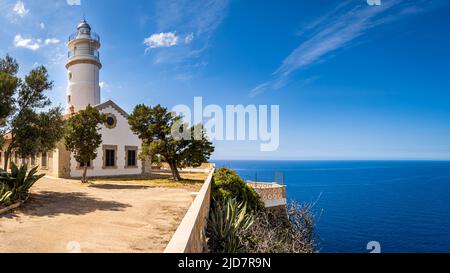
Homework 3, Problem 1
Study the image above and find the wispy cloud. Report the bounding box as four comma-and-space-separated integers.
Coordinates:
13, 0, 29, 18
185, 33, 194, 44
66, 0, 81, 6
146, 0, 229, 67
251, 0, 445, 97
44, 38, 60, 45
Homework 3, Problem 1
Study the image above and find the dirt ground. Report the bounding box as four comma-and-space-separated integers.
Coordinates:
0, 176, 198, 253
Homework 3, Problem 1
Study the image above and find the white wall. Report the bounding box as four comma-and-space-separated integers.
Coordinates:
70, 104, 142, 178
66, 63, 100, 113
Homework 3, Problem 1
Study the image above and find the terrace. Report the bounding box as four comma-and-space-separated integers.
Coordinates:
0, 172, 208, 253
247, 182, 287, 208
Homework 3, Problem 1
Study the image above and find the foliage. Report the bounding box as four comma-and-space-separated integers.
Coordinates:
0, 163, 45, 206
243, 201, 316, 253
207, 168, 316, 253
207, 198, 254, 253
128, 104, 214, 181
0, 55, 64, 170
0, 55, 19, 125
13, 107, 65, 157
212, 168, 264, 212
64, 105, 106, 183
0, 55, 19, 148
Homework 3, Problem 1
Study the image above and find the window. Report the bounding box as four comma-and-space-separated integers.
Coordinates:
68, 72, 72, 80
106, 116, 115, 126
105, 114, 117, 129
106, 150, 115, 167
127, 150, 137, 167
125, 147, 138, 168
68, 95, 71, 103
103, 145, 117, 169
41, 152, 48, 168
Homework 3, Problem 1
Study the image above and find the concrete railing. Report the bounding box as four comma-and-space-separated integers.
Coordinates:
247, 182, 287, 208
164, 169, 215, 253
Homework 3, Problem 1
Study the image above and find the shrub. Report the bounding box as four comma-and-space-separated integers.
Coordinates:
207, 168, 317, 253
212, 168, 264, 212
207, 198, 254, 253
0, 163, 44, 206
243, 201, 316, 253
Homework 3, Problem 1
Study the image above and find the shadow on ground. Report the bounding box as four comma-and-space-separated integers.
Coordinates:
7, 191, 131, 218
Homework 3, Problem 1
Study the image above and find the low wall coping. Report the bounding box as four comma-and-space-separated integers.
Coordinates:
164, 168, 215, 253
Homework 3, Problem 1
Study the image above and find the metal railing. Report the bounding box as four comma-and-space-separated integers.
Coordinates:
68, 32, 100, 43
241, 171, 285, 185
68, 49, 100, 59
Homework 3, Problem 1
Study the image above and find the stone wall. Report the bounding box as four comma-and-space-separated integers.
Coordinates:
164, 169, 214, 253
57, 142, 72, 178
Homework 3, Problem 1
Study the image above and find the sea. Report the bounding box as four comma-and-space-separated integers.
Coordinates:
212, 160, 450, 253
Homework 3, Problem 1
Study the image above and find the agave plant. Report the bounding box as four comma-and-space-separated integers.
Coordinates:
0, 185, 13, 205
0, 163, 45, 206
207, 198, 255, 253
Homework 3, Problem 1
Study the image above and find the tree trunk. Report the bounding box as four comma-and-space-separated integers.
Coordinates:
169, 161, 182, 181
82, 166, 88, 183
3, 146, 12, 170
3, 152, 8, 170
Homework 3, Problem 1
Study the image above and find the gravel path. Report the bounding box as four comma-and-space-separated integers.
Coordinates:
0, 177, 194, 253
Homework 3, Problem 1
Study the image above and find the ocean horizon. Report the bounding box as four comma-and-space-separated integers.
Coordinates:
212, 160, 450, 253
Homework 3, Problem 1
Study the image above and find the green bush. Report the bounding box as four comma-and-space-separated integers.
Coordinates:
212, 168, 264, 212
0, 163, 45, 206
207, 168, 317, 253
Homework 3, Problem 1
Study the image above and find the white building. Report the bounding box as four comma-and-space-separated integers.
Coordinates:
1, 19, 151, 178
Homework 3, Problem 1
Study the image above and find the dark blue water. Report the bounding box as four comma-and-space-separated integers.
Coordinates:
212, 160, 450, 253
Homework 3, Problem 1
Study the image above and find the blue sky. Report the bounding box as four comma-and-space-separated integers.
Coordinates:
1, 0, 450, 160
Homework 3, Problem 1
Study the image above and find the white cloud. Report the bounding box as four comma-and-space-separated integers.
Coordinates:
66, 0, 81, 6
185, 33, 194, 44
40, 22, 45, 29
45, 38, 60, 45
14, 35, 61, 51
144, 32, 179, 51
99, 82, 106, 89
14, 35, 40, 51
13, 0, 29, 18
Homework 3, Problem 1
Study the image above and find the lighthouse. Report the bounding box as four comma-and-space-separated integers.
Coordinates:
66, 18, 102, 113
0, 18, 150, 179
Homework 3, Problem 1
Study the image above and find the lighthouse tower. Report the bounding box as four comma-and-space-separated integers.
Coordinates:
66, 19, 102, 113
